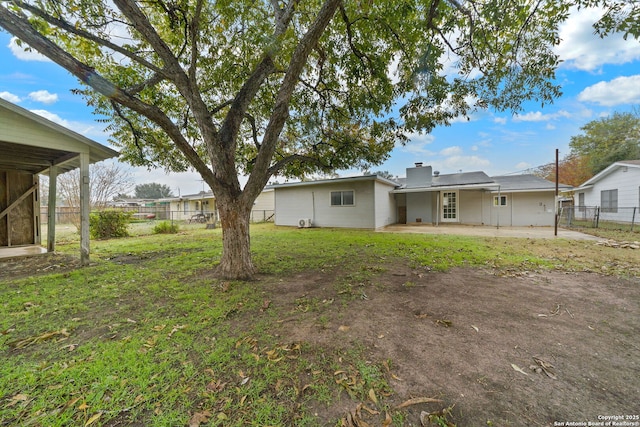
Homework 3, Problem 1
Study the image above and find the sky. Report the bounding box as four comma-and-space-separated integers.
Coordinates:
1, 7, 640, 196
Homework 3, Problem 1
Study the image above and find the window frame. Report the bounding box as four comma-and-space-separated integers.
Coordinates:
493, 195, 508, 207
600, 189, 618, 213
330, 190, 355, 207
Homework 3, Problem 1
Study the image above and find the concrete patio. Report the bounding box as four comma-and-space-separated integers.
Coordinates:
380, 224, 602, 240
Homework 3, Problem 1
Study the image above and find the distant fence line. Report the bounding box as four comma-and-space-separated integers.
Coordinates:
40, 207, 274, 225
558, 206, 638, 232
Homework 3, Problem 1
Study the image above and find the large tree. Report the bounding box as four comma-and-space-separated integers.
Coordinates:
569, 110, 640, 176
533, 154, 593, 187
1, 0, 637, 279
134, 182, 174, 199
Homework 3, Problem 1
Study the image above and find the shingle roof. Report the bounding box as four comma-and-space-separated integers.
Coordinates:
491, 174, 571, 191
432, 171, 493, 187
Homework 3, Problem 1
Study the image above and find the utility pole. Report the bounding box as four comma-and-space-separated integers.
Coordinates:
554, 149, 559, 237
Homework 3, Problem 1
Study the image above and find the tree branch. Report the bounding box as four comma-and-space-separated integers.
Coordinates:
246, 0, 342, 198
0, 3, 216, 186
11, 0, 163, 74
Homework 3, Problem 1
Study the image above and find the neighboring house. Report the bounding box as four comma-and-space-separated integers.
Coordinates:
164, 186, 275, 223
273, 175, 399, 229
109, 198, 156, 207
274, 163, 569, 229
574, 160, 640, 223
165, 191, 217, 222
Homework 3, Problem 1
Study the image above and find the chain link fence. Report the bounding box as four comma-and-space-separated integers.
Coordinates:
40, 206, 274, 226
559, 206, 638, 232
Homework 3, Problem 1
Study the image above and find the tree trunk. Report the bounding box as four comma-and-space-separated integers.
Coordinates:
216, 197, 256, 280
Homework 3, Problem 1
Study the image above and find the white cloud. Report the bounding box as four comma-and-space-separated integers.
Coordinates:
546, 123, 556, 130
513, 110, 572, 122
30, 109, 71, 127
515, 162, 531, 170
577, 75, 640, 106
440, 146, 462, 156
555, 7, 640, 72
470, 145, 478, 152
493, 117, 507, 125
402, 132, 436, 155
0, 91, 21, 103
441, 155, 490, 171
8, 37, 51, 62
29, 109, 109, 142
29, 90, 58, 104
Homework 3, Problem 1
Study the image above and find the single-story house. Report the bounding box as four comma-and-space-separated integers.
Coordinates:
574, 160, 640, 223
164, 186, 275, 223
273, 175, 398, 229
0, 98, 118, 263
274, 163, 570, 229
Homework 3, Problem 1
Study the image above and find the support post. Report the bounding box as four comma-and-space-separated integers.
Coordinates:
47, 166, 58, 253
79, 153, 90, 265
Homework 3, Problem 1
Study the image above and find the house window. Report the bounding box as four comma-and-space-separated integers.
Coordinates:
331, 190, 354, 206
578, 193, 585, 212
183, 201, 189, 214
601, 189, 618, 213
493, 195, 507, 207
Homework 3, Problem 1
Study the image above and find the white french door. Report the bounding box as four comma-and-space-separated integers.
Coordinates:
441, 191, 458, 222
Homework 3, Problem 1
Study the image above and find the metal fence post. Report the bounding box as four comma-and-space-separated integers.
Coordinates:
631, 207, 636, 232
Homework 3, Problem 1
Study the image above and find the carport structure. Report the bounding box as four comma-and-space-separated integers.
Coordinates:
0, 98, 118, 264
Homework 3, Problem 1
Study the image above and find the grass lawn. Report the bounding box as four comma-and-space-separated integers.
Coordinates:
1, 223, 638, 426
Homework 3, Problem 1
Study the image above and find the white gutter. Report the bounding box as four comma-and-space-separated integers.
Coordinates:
392, 182, 500, 193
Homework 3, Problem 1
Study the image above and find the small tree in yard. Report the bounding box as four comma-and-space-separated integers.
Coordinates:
57, 162, 133, 230
1, 1, 638, 279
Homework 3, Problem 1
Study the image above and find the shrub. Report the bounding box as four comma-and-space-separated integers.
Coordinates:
152, 221, 179, 234
89, 209, 132, 239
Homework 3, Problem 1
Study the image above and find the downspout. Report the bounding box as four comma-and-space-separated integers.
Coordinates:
436, 191, 440, 226
496, 185, 501, 229
311, 191, 316, 225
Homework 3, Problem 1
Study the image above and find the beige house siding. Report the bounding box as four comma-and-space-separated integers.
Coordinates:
275, 180, 379, 228
481, 191, 555, 226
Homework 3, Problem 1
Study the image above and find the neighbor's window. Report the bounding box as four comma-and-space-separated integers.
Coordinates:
331, 190, 355, 206
183, 201, 189, 214
493, 195, 507, 206
578, 192, 585, 213
601, 189, 618, 213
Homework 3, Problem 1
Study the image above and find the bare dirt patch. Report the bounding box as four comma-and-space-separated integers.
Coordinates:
264, 266, 640, 426
2, 252, 639, 426
0, 253, 81, 281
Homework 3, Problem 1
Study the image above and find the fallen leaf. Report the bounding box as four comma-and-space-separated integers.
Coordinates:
84, 412, 102, 426
152, 324, 166, 331
338, 325, 350, 331
368, 388, 378, 404
126, 318, 137, 323
395, 397, 443, 409
7, 393, 29, 407
435, 319, 452, 327
167, 324, 187, 338
78, 402, 90, 411
1, 324, 16, 335
471, 325, 479, 332
511, 363, 529, 376
382, 412, 393, 427
188, 410, 211, 427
